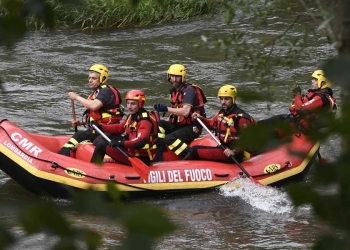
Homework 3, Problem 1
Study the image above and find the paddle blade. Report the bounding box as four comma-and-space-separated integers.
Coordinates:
128, 157, 150, 180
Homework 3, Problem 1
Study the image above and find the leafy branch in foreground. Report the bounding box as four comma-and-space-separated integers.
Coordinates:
195, 0, 350, 248
196, 0, 326, 94
2, 183, 176, 249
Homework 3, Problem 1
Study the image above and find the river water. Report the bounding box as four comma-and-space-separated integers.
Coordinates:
0, 13, 341, 249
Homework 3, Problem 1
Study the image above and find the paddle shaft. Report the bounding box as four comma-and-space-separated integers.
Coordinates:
196, 118, 253, 179
91, 124, 150, 180
71, 100, 78, 132
92, 124, 129, 159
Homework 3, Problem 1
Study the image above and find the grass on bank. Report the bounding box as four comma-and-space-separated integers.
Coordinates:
49, 0, 217, 30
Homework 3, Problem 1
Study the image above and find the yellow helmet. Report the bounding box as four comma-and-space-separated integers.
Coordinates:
167, 64, 186, 83
311, 70, 332, 89
89, 64, 108, 84
218, 85, 237, 102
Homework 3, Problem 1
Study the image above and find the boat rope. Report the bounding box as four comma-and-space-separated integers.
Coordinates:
0, 125, 157, 192
250, 161, 292, 177
49, 162, 156, 191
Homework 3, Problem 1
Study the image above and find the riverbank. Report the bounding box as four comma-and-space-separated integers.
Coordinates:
48, 0, 217, 30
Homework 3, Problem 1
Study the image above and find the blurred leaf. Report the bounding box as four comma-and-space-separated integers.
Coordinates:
19, 200, 72, 235
22, 0, 57, 29
0, 15, 27, 47
322, 55, 350, 86
72, 190, 120, 219
83, 230, 103, 250
122, 203, 176, 238
55, 0, 83, 5
0, 225, 15, 249
314, 234, 350, 250
287, 183, 317, 206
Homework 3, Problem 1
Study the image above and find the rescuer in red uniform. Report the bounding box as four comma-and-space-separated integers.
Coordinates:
258, 69, 337, 138
92, 90, 159, 165
184, 85, 256, 163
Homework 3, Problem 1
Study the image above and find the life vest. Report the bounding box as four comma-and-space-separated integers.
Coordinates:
123, 110, 159, 160
86, 85, 124, 124
169, 82, 207, 125
303, 90, 337, 114
289, 89, 337, 129
215, 104, 256, 143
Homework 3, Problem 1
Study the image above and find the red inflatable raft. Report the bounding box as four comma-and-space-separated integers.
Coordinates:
0, 119, 320, 199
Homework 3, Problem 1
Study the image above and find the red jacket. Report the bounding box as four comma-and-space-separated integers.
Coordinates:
102, 110, 158, 159
289, 88, 337, 129
202, 104, 256, 144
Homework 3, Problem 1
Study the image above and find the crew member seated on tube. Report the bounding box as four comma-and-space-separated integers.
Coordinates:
183, 85, 256, 163
258, 70, 337, 138
153, 64, 207, 160
58, 64, 123, 157
92, 90, 159, 165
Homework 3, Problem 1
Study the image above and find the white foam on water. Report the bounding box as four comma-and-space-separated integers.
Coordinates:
0, 175, 10, 186
219, 178, 296, 214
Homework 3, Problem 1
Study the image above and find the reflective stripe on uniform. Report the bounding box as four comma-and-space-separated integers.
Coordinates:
68, 138, 79, 146
175, 143, 188, 155
168, 139, 182, 150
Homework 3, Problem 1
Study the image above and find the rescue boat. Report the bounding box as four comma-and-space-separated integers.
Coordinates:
0, 119, 320, 199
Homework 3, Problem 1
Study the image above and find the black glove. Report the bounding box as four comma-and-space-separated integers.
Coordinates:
292, 85, 301, 95
109, 139, 124, 148
153, 103, 168, 112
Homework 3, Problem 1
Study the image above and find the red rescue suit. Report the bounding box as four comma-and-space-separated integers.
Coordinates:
102, 110, 159, 160
289, 88, 337, 130
191, 104, 256, 163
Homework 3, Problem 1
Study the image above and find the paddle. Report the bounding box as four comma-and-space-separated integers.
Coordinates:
91, 124, 150, 180
71, 100, 78, 132
196, 118, 260, 184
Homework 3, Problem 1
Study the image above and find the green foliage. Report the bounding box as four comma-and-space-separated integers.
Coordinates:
0, 0, 82, 46
196, 0, 318, 95
201, 2, 350, 248
289, 20, 350, 250
0, 0, 28, 47
0, 225, 15, 249
0, 183, 176, 249
53, 0, 217, 29
1, 0, 350, 249
20, 200, 103, 249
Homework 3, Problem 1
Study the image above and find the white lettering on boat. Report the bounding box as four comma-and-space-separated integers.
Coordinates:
149, 170, 167, 183
168, 170, 184, 182
3, 140, 33, 164
146, 169, 212, 183
184, 169, 212, 182
10, 132, 43, 157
